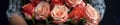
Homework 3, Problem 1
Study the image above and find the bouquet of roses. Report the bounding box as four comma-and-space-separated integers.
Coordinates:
22, 0, 101, 25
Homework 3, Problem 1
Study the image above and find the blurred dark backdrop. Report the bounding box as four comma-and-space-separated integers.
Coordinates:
0, 0, 9, 25
0, 0, 120, 25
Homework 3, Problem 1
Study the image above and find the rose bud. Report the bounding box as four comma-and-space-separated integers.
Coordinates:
65, 0, 86, 7
85, 4, 101, 25
51, 5, 69, 24
35, 1, 50, 20
22, 3, 35, 19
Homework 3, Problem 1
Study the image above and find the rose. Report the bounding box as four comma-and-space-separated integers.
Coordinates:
85, 4, 101, 25
51, 0, 64, 5
35, 1, 50, 20
68, 5, 85, 22
65, 0, 85, 7
51, 5, 69, 24
22, 3, 35, 19
51, 0, 64, 9
30, 0, 40, 5
68, 1, 86, 22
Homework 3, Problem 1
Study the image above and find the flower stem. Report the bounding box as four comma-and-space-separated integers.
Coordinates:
45, 19, 49, 25
32, 15, 36, 25
32, 18, 36, 25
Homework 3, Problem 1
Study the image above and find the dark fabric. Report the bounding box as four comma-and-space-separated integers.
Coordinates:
0, 0, 9, 25
100, 0, 120, 25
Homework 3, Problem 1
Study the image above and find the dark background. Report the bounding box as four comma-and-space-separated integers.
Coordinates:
0, 0, 120, 25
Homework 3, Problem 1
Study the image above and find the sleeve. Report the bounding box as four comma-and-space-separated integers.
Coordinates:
87, 0, 106, 20
6, 0, 23, 20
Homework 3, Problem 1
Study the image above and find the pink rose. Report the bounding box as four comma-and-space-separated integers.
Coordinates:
65, 0, 85, 7
34, 1, 50, 20
85, 4, 101, 25
51, 5, 69, 24
51, 0, 64, 9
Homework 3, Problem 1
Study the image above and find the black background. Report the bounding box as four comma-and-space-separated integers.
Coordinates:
0, 0, 120, 25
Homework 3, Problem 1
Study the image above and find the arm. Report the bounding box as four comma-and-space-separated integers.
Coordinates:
9, 14, 27, 25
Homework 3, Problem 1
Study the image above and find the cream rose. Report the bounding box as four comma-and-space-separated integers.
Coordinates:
35, 1, 50, 20
51, 5, 69, 24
